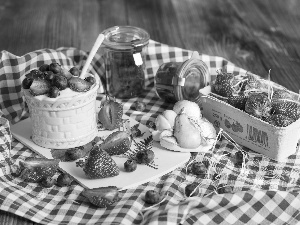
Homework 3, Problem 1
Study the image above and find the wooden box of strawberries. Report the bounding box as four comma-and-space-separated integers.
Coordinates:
199, 70, 300, 161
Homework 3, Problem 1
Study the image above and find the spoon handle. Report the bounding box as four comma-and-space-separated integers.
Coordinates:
80, 33, 105, 79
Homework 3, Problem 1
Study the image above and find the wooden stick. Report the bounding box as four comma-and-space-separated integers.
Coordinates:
79, 33, 105, 79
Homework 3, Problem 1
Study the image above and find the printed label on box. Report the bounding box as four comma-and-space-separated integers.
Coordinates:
209, 108, 271, 153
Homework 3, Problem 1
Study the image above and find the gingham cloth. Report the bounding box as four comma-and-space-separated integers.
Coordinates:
0, 40, 300, 225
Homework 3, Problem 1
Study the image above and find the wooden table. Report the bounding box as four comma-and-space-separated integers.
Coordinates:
0, 0, 300, 224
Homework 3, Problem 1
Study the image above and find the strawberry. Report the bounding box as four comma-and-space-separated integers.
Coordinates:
22, 77, 34, 89
82, 186, 120, 208
265, 114, 294, 127
272, 89, 293, 102
29, 78, 51, 96
187, 161, 207, 176
68, 76, 92, 92
40, 177, 55, 188
101, 131, 132, 155
82, 146, 120, 179
52, 74, 68, 90
227, 94, 248, 110
69, 67, 80, 77
242, 74, 261, 92
245, 92, 271, 119
84, 76, 96, 85
39, 64, 50, 72
49, 62, 63, 74
217, 185, 233, 194
271, 101, 300, 121
212, 73, 235, 97
56, 173, 73, 187
98, 97, 123, 130
19, 158, 60, 183
60, 68, 73, 80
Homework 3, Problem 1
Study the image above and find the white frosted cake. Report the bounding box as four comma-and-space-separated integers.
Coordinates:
23, 67, 100, 149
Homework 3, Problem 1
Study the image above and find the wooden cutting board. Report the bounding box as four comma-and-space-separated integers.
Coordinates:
11, 115, 191, 190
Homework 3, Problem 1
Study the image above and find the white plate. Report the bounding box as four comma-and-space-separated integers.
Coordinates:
11, 116, 191, 190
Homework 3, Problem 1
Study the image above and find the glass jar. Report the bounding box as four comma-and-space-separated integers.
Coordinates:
101, 26, 150, 99
155, 57, 210, 103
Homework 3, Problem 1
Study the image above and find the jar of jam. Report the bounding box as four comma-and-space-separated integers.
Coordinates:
155, 53, 210, 103
101, 26, 150, 99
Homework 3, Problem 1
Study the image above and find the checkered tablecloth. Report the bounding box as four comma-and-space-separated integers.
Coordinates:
1, 40, 300, 225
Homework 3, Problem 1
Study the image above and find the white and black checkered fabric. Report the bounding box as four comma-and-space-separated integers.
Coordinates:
0, 40, 300, 225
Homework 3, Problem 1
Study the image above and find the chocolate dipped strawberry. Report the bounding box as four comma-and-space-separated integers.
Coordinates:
101, 131, 132, 156
82, 186, 120, 208
19, 158, 60, 183
98, 96, 123, 130
81, 146, 120, 179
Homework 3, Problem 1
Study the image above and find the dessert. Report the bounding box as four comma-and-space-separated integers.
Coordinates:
22, 64, 100, 149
